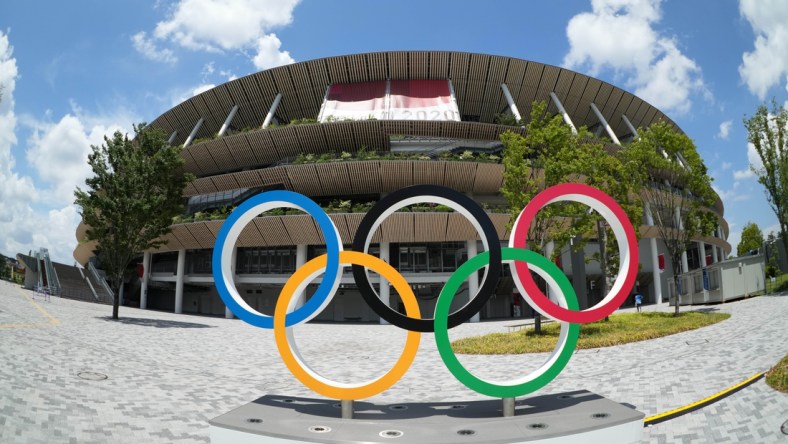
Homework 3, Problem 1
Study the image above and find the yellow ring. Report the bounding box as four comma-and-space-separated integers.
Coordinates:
274, 251, 421, 400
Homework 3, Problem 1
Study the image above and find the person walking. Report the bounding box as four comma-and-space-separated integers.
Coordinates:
634, 293, 643, 312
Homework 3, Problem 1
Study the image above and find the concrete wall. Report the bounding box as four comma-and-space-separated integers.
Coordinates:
23, 269, 38, 290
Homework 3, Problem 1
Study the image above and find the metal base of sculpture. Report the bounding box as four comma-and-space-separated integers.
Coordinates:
210, 391, 644, 443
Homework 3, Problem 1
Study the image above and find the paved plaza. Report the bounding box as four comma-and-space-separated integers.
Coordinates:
0, 279, 786, 443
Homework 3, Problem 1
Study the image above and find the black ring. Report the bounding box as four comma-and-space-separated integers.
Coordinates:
352, 185, 501, 332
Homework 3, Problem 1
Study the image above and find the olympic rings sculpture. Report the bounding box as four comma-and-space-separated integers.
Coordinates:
212, 183, 638, 400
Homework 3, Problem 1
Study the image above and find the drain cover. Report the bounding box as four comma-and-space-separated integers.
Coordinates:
77, 371, 108, 381
379, 430, 403, 438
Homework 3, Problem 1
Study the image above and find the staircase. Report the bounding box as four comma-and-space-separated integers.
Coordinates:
86, 262, 114, 304
51, 262, 112, 304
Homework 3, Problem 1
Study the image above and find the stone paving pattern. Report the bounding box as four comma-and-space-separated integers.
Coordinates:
0, 279, 786, 443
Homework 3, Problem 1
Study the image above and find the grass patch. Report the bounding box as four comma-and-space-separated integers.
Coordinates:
766, 354, 788, 393
451, 311, 731, 354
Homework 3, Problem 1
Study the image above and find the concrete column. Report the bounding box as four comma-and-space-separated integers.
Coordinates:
379, 242, 390, 325
500, 83, 523, 123
589, 102, 621, 145
174, 249, 186, 314
650, 238, 663, 305
712, 244, 719, 264
167, 131, 178, 145
467, 240, 480, 323
295, 244, 307, 308
645, 204, 663, 306
675, 207, 683, 230
225, 247, 236, 319
217, 105, 239, 136
544, 240, 558, 303
621, 114, 639, 139
119, 282, 125, 306
262, 93, 283, 129
549, 92, 578, 135
675, 207, 688, 274
140, 251, 150, 309
698, 241, 707, 268
183, 118, 204, 147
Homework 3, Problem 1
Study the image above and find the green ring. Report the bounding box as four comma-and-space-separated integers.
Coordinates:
434, 247, 580, 398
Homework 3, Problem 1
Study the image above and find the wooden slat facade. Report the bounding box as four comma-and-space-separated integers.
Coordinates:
77, 51, 735, 263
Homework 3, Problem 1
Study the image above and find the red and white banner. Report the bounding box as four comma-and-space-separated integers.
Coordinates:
319, 79, 460, 122
320, 81, 387, 121
388, 80, 460, 121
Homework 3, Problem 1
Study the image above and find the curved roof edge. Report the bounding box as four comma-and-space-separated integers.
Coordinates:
148, 51, 683, 147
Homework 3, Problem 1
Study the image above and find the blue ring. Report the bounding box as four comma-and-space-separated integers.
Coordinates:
212, 190, 341, 328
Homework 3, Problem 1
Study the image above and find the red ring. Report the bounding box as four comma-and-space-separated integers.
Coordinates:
510, 183, 638, 324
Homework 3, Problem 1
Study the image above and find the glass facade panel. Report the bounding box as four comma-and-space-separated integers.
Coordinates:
397, 242, 467, 273
187, 249, 212, 274
236, 246, 297, 274
687, 245, 700, 270
151, 252, 178, 273
185, 188, 258, 216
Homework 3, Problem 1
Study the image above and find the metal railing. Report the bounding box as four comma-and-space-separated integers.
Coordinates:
667, 266, 721, 305
88, 262, 114, 300
42, 252, 61, 296
79, 266, 100, 301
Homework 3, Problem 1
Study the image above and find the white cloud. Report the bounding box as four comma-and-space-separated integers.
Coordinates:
26, 113, 132, 204
219, 69, 238, 81
251, 34, 294, 70
131, 31, 178, 64
192, 83, 215, 96
713, 183, 748, 204
731, 140, 768, 183
734, 141, 766, 181
20, 106, 138, 264
718, 120, 732, 139
135, 0, 300, 69
738, 0, 788, 99
154, 0, 298, 51
721, 161, 732, 171
564, 0, 708, 114
169, 83, 217, 106
762, 222, 781, 238
733, 168, 755, 180
0, 32, 37, 249
727, 230, 741, 255
0, 31, 139, 263
0, 31, 76, 264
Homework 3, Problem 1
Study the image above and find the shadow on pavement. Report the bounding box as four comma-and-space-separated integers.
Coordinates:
692, 307, 721, 313
96, 316, 215, 328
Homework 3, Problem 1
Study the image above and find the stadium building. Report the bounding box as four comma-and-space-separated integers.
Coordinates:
73, 51, 731, 322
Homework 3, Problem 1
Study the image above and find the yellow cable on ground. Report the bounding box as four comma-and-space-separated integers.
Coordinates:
644, 371, 765, 426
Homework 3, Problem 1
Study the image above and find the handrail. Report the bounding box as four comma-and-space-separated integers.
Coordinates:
43, 252, 61, 295
79, 266, 99, 300
88, 262, 114, 299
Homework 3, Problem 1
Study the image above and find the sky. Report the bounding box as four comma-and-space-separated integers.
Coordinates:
1, 0, 787, 264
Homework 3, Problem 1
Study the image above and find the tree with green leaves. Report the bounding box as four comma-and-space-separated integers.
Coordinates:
622, 121, 717, 315
501, 101, 642, 328
744, 101, 788, 256
737, 222, 764, 257
74, 124, 193, 319
764, 232, 782, 292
